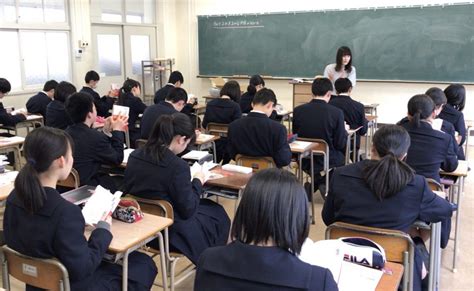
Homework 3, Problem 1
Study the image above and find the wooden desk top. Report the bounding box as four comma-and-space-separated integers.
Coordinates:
466, 120, 473, 128
366, 115, 378, 122
85, 213, 173, 253
440, 160, 469, 177
195, 134, 220, 145
362, 103, 380, 108
0, 136, 25, 147
290, 141, 318, 154
193, 104, 207, 110
376, 262, 404, 291
202, 95, 217, 99
25, 114, 43, 121
206, 166, 252, 190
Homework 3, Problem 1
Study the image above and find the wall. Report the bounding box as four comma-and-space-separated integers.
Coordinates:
173, 0, 473, 124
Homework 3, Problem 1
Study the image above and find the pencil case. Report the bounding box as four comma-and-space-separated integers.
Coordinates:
112, 197, 144, 223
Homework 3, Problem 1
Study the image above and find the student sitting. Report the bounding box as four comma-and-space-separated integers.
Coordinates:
240, 75, 265, 114
79, 70, 116, 117
154, 71, 184, 104
117, 79, 147, 147
322, 125, 453, 291
439, 84, 467, 160
65, 93, 127, 191
45, 81, 76, 130
195, 168, 338, 291
124, 113, 230, 264
26, 79, 58, 120
0, 78, 27, 127
202, 80, 242, 163
398, 94, 458, 182
329, 78, 367, 159
293, 77, 347, 194
141, 87, 188, 139
227, 88, 291, 168
3, 127, 157, 290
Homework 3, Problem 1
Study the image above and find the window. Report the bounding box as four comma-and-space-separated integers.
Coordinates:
90, 0, 155, 24
130, 35, 150, 75
0, 0, 70, 91
97, 34, 122, 76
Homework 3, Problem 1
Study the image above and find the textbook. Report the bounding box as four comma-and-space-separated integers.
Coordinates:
112, 105, 130, 117
122, 148, 134, 164
81, 185, 123, 225
182, 150, 213, 164
190, 161, 218, 182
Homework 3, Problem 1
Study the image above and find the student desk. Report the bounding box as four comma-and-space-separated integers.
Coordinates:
0, 136, 24, 170
276, 110, 292, 131
0, 114, 43, 136
290, 141, 317, 183
202, 95, 217, 104
440, 160, 469, 272
85, 214, 173, 291
376, 262, 404, 291
345, 127, 362, 164
465, 120, 472, 160
193, 104, 206, 127
363, 103, 379, 117
0, 171, 17, 202
364, 115, 377, 159
195, 134, 220, 162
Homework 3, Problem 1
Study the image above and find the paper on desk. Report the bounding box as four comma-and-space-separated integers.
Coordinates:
26, 114, 42, 120
337, 261, 383, 291
11, 108, 27, 115
196, 133, 215, 143
81, 185, 123, 225
112, 105, 130, 117
182, 150, 210, 160
299, 238, 344, 279
0, 171, 18, 187
122, 148, 134, 164
290, 141, 313, 151
0, 136, 25, 143
189, 161, 217, 182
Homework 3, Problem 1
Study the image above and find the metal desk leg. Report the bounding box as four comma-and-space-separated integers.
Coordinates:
310, 151, 315, 224
13, 146, 21, 171
452, 176, 464, 272
157, 232, 168, 291
352, 134, 357, 162
212, 141, 217, 163
428, 222, 441, 291
122, 249, 131, 291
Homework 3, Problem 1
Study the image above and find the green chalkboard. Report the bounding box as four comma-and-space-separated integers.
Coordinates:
198, 5, 474, 82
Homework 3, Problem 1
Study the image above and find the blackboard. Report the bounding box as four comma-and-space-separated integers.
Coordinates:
198, 4, 474, 82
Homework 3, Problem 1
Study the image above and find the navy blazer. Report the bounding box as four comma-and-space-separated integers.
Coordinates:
0, 102, 26, 126
26, 92, 51, 118
239, 91, 254, 113
45, 100, 73, 130
140, 101, 177, 139
4, 187, 112, 290
79, 87, 114, 117
399, 121, 458, 182
293, 99, 347, 168
195, 240, 338, 291
154, 84, 174, 104
202, 98, 241, 129
119, 93, 147, 144
329, 95, 367, 149
227, 112, 291, 168
66, 123, 124, 188
438, 104, 466, 146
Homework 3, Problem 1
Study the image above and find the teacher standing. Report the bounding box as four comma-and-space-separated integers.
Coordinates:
323, 46, 356, 88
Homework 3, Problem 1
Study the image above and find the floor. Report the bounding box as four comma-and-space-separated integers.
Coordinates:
3, 147, 473, 291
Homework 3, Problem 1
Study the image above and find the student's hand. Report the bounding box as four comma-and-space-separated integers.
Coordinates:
103, 214, 113, 225
108, 89, 120, 98
193, 171, 206, 184
109, 115, 129, 131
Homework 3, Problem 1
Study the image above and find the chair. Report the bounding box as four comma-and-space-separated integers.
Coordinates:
1, 245, 70, 291
235, 154, 275, 172
127, 195, 194, 291
326, 222, 415, 291
135, 138, 147, 149
56, 168, 80, 189
206, 123, 229, 138
427, 178, 443, 192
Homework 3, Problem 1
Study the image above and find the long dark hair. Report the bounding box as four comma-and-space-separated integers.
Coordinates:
144, 113, 195, 162
425, 87, 447, 110
335, 46, 353, 73
407, 94, 435, 128
220, 80, 241, 103
444, 84, 466, 111
14, 127, 73, 213
247, 75, 265, 95
232, 168, 310, 255
363, 125, 414, 201
118, 78, 141, 105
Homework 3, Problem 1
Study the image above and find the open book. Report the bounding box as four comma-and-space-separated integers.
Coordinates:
112, 105, 130, 117
190, 161, 219, 182
81, 185, 123, 225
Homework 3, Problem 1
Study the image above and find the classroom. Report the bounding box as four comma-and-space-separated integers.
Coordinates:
0, 0, 472, 290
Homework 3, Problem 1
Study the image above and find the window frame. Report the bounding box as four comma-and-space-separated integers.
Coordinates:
90, 0, 156, 26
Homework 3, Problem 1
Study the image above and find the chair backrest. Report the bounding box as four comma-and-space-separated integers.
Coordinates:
56, 168, 79, 189
1, 245, 70, 291
235, 154, 275, 172
206, 123, 229, 138
426, 178, 443, 192
126, 195, 174, 221
135, 138, 147, 149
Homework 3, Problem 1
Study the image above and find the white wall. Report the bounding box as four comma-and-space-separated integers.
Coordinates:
172, 0, 473, 124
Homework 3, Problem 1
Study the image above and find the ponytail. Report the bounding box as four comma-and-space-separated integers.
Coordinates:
14, 127, 72, 213
145, 113, 195, 162
247, 75, 265, 95
407, 94, 435, 128
363, 125, 414, 200
118, 78, 141, 105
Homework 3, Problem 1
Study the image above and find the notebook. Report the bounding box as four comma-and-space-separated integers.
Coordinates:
61, 185, 96, 205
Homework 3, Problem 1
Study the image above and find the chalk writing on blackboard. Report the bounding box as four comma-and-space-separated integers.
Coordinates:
213, 20, 264, 29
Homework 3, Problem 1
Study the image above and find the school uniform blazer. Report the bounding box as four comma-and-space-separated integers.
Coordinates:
202, 98, 242, 129
65, 123, 124, 187
227, 112, 292, 168
329, 95, 367, 148
45, 100, 73, 130
399, 121, 458, 182
293, 99, 347, 167
154, 84, 174, 104
195, 240, 338, 291
80, 86, 114, 117
26, 91, 51, 118
438, 104, 466, 146
322, 160, 453, 232
0, 102, 26, 126
4, 187, 112, 290
140, 101, 177, 139
239, 91, 254, 113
